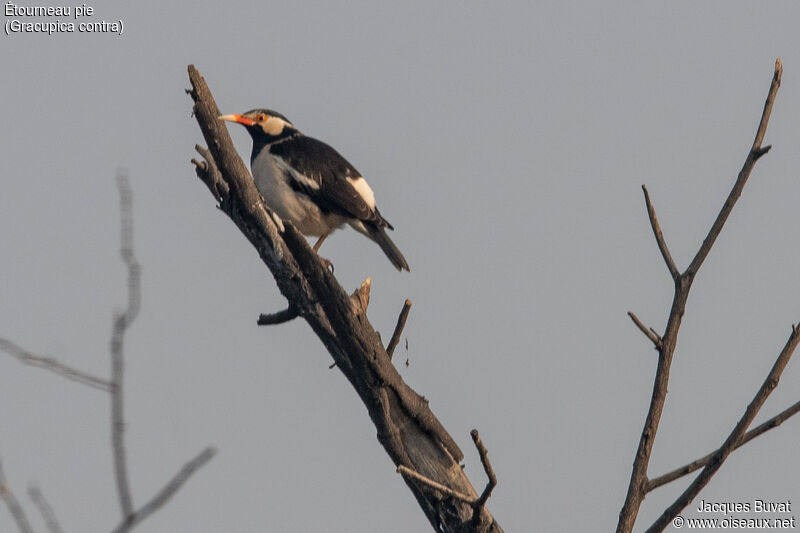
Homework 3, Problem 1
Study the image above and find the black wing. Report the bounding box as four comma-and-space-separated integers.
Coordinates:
270, 135, 386, 226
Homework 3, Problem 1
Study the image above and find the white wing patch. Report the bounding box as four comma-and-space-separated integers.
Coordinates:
273, 156, 320, 191
347, 176, 376, 209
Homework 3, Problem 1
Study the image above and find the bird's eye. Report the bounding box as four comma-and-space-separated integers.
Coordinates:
257, 113, 268, 122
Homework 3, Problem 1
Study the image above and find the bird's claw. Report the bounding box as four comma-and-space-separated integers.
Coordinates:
319, 256, 334, 274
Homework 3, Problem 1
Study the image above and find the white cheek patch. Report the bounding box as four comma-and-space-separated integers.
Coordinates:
347, 176, 376, 209
263, 116, 289, 136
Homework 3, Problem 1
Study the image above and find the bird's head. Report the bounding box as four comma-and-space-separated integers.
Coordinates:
219, 109, 297, 141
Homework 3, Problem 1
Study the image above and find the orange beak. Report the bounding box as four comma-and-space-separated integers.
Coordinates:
219, 114, 255, 127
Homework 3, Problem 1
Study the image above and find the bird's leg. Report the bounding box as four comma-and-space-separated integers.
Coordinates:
312, 232, 334, 273
312, 232, 329, 252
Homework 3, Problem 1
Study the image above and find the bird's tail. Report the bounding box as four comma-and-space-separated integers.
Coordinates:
365, 224, 410, 272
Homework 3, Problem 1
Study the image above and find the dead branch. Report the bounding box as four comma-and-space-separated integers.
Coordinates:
616, 59, 784, 533
685, 59, 781, 279
110, 447, 216, 533
2, 173, 214, 533
0, 461, 33, 533
111, 171, 139, 519
627, 311, 661, 348
0, 337, 111, 392
257, 306, 299, 325
647, 399, 800, 491
28, 486, 65, 533
187, 64, 502, 533
108, 173, 215, 532
470, 430, 497, 527
641, 185, 679, 280
387, 299, 412, 359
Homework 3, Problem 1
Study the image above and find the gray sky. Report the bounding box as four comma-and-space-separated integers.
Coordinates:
2, 2, 799, 531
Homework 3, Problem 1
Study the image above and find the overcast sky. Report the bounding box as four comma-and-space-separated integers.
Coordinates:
2, 2, 799, 532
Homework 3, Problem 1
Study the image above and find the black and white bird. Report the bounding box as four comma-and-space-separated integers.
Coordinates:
219, 109, 409, 271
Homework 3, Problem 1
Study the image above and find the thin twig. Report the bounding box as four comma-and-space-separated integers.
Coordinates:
386, 299, 412, 359
28, 486, 65, 533
470, 429, 497, 526
110, 447, 216, 533
645, 323, 800, 533
641, 185, 679, 280
111, 171, 140, 519
396, 465, 474, 504
0, 461, 34, 533
0, 337, 111, 392
685, 58, 782, 278
257, 306, 299, 326
192, 145, 229, 203
627, 312, 661, 348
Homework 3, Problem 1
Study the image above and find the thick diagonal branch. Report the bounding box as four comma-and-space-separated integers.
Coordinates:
188, 64, 502, 533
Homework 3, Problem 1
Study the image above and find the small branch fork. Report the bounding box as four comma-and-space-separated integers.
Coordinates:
397, 429, 497, 529
617, 59, 796, 533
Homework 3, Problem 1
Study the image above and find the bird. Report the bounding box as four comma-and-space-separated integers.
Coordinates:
219, 109, 409, 272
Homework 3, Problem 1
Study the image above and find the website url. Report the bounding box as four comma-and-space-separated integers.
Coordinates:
674, 515, 796, 529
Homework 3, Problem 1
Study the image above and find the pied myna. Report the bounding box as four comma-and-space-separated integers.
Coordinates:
219, 109, 409, 271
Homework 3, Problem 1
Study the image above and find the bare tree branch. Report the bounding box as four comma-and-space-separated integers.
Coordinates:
616, 58, 783, 533
28, 486, 65, 533
192, 144, 229, 203
641, 185, 679, 280
627, 312, 661, 348
386, 299, 412, 359
111, 171, 140, 520
645, 324, 800, 532
110, 447, 216, 533
470, 430, 497, 527
685, 59, 782, 278
647, 398, 800, 491
0, 337, 111, 392
257, 306, 299, 326
0, 461, 33, 533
